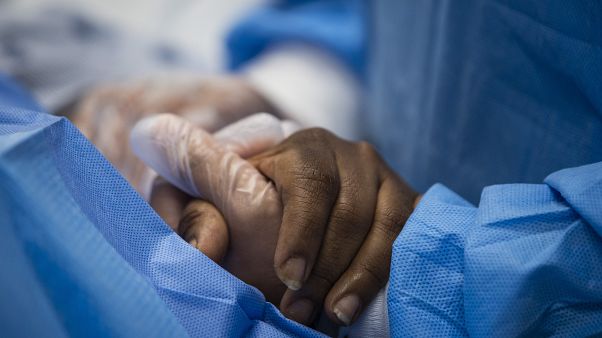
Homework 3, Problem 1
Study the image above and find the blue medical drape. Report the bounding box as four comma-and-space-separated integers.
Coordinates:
0, 74, 323, 337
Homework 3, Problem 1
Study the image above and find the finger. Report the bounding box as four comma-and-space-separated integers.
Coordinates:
254, 142, 340, 291
279, 149, 379, 324
213, 113, 285, 158
149, 176, 190, 231
73, 85, 148, 189
130, 113, 279, 218
179, 199, 229, 264
130, 113, 204, 197
149, 171, 229, 263
324, 172, 416, 326
72, 86, 114, 140
281, 120, 302, 138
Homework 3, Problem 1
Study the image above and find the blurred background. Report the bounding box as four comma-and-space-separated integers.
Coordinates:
0, 0, 362, 198
0, 0, 265, 110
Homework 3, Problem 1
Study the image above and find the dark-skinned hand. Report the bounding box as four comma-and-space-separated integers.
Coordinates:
130, 113, 419, 327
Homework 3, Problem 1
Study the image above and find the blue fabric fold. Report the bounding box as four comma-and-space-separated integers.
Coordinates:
390, 170, 602, 337
388, 184, 474, 338
0, 75, 323, 337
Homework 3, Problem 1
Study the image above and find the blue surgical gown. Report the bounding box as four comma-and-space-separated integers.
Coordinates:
228, 0, 602, 336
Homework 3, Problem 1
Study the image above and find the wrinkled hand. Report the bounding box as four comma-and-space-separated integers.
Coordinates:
247, 128, 418, 326
72, 75, 278, 194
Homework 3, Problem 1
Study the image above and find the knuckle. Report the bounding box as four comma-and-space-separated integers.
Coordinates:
356, 141, 381, 162
288, 160, 340, 199
310, 262, 339, 290
302, 127, 331, 140
288, 127, 334, 145
306, 127, 333, 140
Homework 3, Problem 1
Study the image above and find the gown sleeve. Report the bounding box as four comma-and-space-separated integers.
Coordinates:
388, 162, 602, 337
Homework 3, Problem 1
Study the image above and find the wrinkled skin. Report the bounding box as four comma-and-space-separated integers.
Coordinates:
71, 75, 420, 327
246, 128, 418, 325
72, 75, 279, 194
132, 114, 419, 326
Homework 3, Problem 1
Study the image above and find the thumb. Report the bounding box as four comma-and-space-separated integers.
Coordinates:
179, 199, 229, 264
213, 112, 292, 158
130, 113, 278, 219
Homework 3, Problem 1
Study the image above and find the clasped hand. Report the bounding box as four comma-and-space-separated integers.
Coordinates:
130, 113, 418, 326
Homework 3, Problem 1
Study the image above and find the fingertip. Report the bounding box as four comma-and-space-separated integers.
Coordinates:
180, 200, 229, 264
332, 294, 361, 326
283, 298, 315, 324
130, 113, 171, 147
276, 256, 307, 291
279, 289, 317, 325
322, 251, 388, 326
129, 114, 172, 170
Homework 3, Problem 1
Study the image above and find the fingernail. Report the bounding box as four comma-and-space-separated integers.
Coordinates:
278, 257, 306, 290
285, 299, 314, 323
188, 237, 199, 249
333, 295, 361, 326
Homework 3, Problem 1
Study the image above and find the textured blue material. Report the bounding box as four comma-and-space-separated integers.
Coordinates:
368, 1, 602, 203
368, 3, 602, 331
4, 0, 602, 335
228, 6, 602, 334
229, 1, 602, 204
388, 185, 473, 337
226, 0, 365, 78
0, 76, 323, 337
390, 177, 602, 337
0, 73, 43, 111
